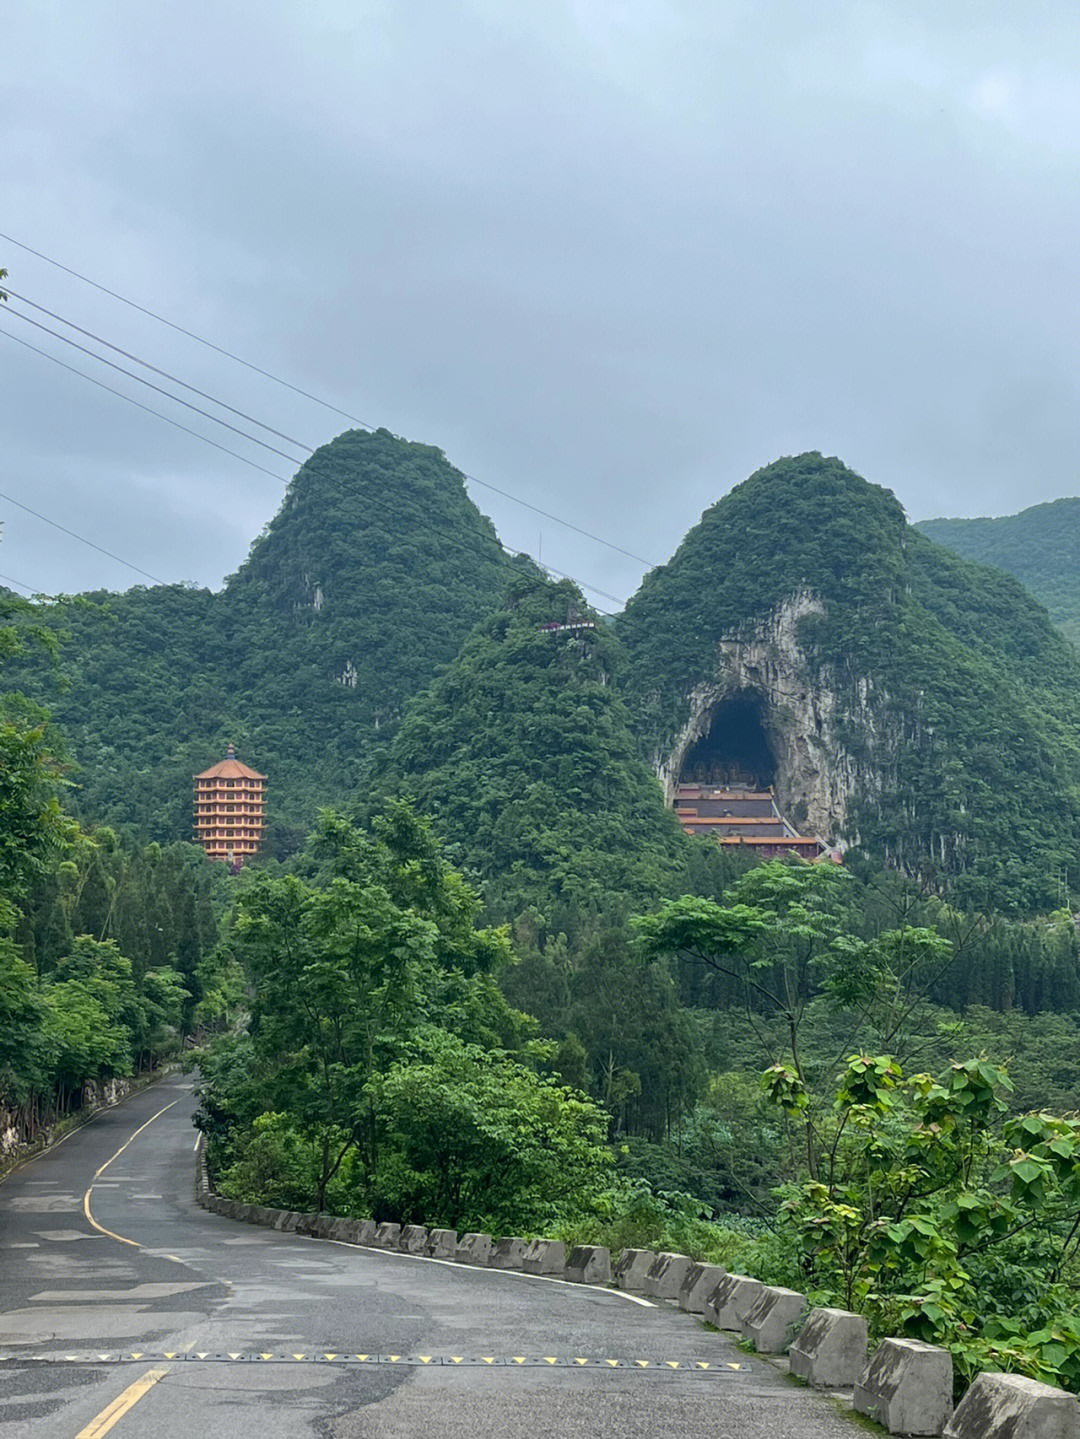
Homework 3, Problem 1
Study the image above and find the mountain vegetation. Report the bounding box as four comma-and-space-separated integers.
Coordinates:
617, 452, 1080, 911
918, 498, 1080, 646
6, 429, 512, 853
0, 590, 230, 1153
12, 433, 1080, 1396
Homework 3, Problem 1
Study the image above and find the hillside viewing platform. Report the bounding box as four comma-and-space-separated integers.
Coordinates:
673, 784, 824, 859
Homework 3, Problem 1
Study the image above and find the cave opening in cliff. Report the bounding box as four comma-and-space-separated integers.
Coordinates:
679, 690, 777, 790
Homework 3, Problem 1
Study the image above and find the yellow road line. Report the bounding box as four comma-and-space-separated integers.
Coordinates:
76, 1367, 170, 1438
82, 1101, 180, 1248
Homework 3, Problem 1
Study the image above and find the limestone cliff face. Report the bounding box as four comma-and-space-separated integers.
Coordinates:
656, 592, 889, 846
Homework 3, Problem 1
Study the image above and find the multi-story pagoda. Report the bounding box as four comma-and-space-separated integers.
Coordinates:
193, 743, 267, 866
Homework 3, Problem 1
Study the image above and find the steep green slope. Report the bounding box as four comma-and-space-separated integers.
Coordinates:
388, 573, 696, 918
8, 429, 511, 850
617, 452, 1080, 911
917, 500, 1080, 645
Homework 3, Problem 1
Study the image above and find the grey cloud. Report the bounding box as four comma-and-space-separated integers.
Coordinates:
3, 1, 1080, 604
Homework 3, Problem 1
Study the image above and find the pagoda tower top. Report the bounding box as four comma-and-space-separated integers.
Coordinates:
194, 743, 266, 782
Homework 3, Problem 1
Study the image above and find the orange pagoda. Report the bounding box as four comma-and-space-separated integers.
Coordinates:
193, 744, 267, 866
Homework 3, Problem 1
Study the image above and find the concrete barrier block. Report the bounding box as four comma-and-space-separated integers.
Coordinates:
353, 1219, 377, 1245
678, 1262, 726, 1314
250, 1206, 276, 1227
741, 1286, 807, 1353
456, 1232, 493, 1265
612, 1249, 657, 1292
788, 1307, 868, 1387
522, 1239, 566, 1275
854, 1337, 953, 1435
326, 1217, 354, 1241
945, 1372, 1080, 1439
490, 1237, 528, 1270
704, 1273, 763, 1330
375, 1222, 401, 1250
564, 1245, 611, 1285
311, 1215, 336, 1239
426, 1228, 457, 1259
400, 1225, 429, 1254
295, 1213, 321, 1236
643, 1252, 693, 1300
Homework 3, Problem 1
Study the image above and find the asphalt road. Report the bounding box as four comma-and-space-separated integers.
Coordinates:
0, 1076, 859, 1437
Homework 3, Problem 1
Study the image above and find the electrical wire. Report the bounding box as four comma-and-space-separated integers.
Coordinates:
4, 306, 309, 466
0, 234, 660, 568
0, 326, 294, 483
0, 572, 36, 595
4, 288, 314, 454
1, 325, 625, 611
0, 490, 167, 586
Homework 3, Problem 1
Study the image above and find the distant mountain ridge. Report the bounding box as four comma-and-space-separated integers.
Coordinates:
8, 438, 1080, 910
917, 499, 1080, 645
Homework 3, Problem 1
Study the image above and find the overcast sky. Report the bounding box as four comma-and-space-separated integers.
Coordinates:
5, 2, 1080, 610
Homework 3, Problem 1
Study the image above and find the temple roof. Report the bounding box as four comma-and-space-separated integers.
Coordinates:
194, 743, 266, 782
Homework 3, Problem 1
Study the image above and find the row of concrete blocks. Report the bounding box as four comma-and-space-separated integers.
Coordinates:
613, 1251, 1080, 1438
197, 1180, 1080, 1439
198, 1194, 612, 1284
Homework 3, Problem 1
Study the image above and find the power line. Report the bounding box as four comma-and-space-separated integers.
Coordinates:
2, 326, 626, 612
0, 230, 376, 426
0, 234, 659, 569
0, 490, 167, 586
4, 306, 309, 467
0, 572, 36, 596
0, 327, 295, 484
4, 288, 315, 455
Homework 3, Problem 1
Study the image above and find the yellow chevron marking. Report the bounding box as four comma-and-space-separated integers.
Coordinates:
450, 1357, 463, 1364
292, 1354, 306, 1361
129, 1353, 143, 1360
163, 1354, 177, 1360
727, 1362, 741, 1370
482, 1357, 495, 1364
324, 1353, 338, 1361
513, 1357, 526, 1364
388, 1355, 400, 1363
229, 1353, 242, 1360
259, 1354, 272, 1361
544, 1357, 558, 1365
195, 1353, 209, 1360
418, 1356, 432, 1364
635, 1360, 649, 1368
666, 1361, 679, 1369
696, 1361, 710, 1370
354, 1355, 370, 1362
605, 1359, 620, 1367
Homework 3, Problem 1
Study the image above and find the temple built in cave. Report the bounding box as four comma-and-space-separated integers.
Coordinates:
673, 784, 824, 858
670, 687, 828, 858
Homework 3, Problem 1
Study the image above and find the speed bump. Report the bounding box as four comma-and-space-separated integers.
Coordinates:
2, 1349, 751, 1374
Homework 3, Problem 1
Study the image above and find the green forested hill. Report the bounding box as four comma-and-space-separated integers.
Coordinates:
917, 499, 1080, 645
617, 453, 1080, 910
9, 440, 1080, 909
7, 429, 511, 851
388, 573, 702, 920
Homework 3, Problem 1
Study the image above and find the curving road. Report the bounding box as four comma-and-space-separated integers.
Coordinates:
0, 1077, 856, 1437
